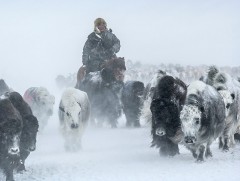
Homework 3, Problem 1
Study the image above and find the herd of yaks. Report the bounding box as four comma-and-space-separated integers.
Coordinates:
0, 65, 240, 180
145, 66, 240, 161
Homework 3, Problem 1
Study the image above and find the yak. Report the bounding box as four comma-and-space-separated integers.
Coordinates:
121, 81, 144, 127
0, 98, 22, 181
6, 91, 39, 172
151, 75, 187, 157
59, 88, 90, 151
23, 87, 54, 132
180, 80, 225, 161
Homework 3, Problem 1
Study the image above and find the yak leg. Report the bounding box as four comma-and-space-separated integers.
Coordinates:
124, 110, 133, 127
158, 136, 168, 157
133, 116, 141, 128
108, 111, 118, 128
110, 118, 117, 128
168, 141, 179, 156
159, 137, 179, 157
205, 143, 213, 158
197, 145, 205, 162
131, 110, 140, 128
219, 136, 224, 149
230, 134, 235, 146
17, 150, 30, 172
222, 119, 234, 151
190, 149, 197, 158
124, 109, 140, 128
223, 137, 230, 151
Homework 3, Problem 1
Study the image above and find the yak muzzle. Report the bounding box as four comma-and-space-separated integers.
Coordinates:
71, 123, 79, 129
9, 147, 20, 155
29, 146, 36, 152
155, 127, 166, 136
184, 136, 196, 144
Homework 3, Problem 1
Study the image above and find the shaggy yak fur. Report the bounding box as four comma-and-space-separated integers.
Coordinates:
150, 75, 187, 157
205, 66, 240, 150
6, 91, 39, 172
143, 70, 168, 100
121, 81, 145, 127
23, 87, 54, 132
58, 88, 90, 151
0, 98, 23, 181
141, 70, 169, 124
180, 81, 226, 161
78, 57, 126, 128
0, 79, 10, 96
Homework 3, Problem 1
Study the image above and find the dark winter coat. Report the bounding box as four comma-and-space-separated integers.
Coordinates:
121, 81, 145, 127
0, 98, 23, 181
151, 75, 187, 157
82, 29, 121, 73
6, 91, 39, 172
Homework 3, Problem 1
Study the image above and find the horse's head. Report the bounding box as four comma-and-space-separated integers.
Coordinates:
102, 57, 126, 82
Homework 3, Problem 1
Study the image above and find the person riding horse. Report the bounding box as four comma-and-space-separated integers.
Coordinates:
82, 18, 121, 74
75, 18, 125, 128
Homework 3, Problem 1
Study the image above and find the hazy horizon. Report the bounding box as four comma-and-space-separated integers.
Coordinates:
0, 0, 239, 92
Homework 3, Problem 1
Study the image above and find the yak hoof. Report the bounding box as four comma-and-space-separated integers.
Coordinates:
205, 150, 213, 158
196, 157, 204, 162
223, 145, 229, 152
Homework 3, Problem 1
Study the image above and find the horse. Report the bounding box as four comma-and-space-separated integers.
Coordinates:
77, 57, 126, 128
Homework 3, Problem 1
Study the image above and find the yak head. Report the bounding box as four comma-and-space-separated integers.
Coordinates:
133, 81, 145, 98
152, 98, 180, 138
0, 118, 22, 157
59, 102, 82, 129
210, 72, 237, 97
180, 104, 203, 144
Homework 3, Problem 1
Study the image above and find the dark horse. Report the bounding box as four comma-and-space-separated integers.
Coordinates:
76, 57, 126, 128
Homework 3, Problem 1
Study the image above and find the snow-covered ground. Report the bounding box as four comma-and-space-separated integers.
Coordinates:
1, 110, 240, 181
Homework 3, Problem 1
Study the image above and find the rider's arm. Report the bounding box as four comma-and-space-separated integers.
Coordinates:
111, 33, 121, 54
101, 30, 121, 54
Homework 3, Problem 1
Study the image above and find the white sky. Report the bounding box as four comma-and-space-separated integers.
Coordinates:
0, 0, 239, 91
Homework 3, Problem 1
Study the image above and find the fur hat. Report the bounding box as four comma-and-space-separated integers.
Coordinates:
94, 18, 107, 33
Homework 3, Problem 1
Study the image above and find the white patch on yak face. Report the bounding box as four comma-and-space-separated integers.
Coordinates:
155, 127, 166, 136
218, 90, 234, 116
8, 135, 20, 155
180, 105, 201, 144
